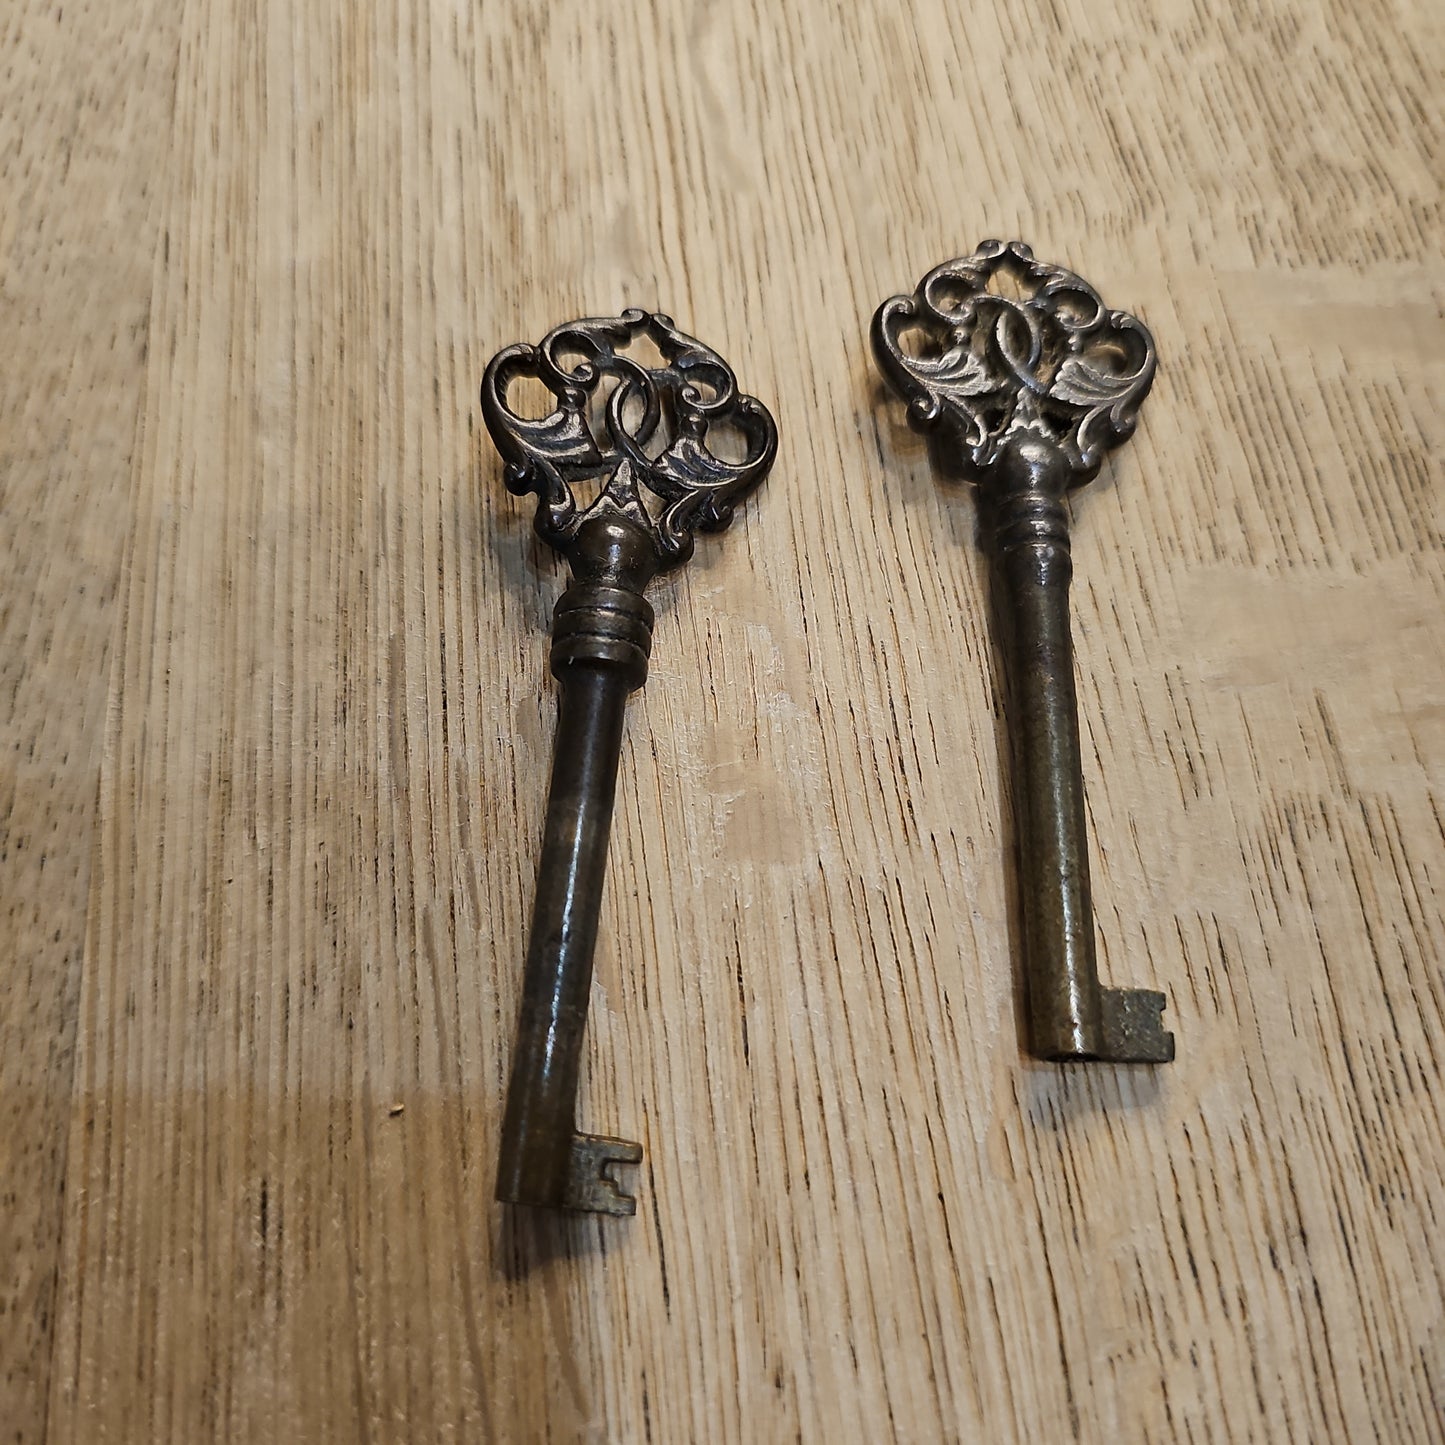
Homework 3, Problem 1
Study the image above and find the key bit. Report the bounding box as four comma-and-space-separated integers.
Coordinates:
481, 309, 778, 1213
871, 241, 1175, 1064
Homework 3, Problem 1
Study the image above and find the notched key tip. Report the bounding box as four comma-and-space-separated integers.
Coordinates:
1097, 987, 1175, 1064
562, 1132, 645, 1217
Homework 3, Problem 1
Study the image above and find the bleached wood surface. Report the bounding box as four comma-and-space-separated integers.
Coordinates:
2, 1, 1441, 1439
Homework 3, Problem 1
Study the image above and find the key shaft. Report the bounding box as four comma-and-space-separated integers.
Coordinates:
872, 241, 1175, 1064
497, 521, 655, 1212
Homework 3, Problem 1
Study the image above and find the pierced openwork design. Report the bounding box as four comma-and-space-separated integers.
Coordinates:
480, 309, 777, 566
870, 240, 1156, 484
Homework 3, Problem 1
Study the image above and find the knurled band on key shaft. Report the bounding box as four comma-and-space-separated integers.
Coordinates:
990, 486, 1073, 557
549, 580, 655, 690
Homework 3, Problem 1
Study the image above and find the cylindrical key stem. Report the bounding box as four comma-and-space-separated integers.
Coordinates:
988, 437, 1172, 1063
496, 518, 657, 1213
989, 440, 1106, 1058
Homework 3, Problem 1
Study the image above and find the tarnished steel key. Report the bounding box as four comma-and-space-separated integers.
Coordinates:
872, 241, 1174, 1064
481, 309, 777, 1212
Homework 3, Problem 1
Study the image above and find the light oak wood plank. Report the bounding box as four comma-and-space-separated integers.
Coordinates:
2, 0, 1440, 1440
0, 4, 183, 1435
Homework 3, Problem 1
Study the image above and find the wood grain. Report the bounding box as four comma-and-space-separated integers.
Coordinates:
2, 0, 1440, 1440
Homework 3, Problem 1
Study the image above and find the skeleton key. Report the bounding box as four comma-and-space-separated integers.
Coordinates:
871, 241, 1174, 1064
481, 309, 777, 1212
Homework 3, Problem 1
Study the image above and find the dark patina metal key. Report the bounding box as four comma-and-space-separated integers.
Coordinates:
481, 309, 777, 1213
872, 241, 1174, 1064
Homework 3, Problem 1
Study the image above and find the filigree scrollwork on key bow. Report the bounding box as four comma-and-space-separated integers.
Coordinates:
480, 309, 778, 566
870, 240, 1157, 485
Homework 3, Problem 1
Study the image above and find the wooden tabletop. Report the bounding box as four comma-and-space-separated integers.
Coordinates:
3, 1, 1441, 1440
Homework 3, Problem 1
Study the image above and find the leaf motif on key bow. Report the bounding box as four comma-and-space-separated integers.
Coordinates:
871, 240, 1157, 483
480, 309, 777, 565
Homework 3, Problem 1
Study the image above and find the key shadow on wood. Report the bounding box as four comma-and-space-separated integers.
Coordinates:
492, 1198, 615, 1278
